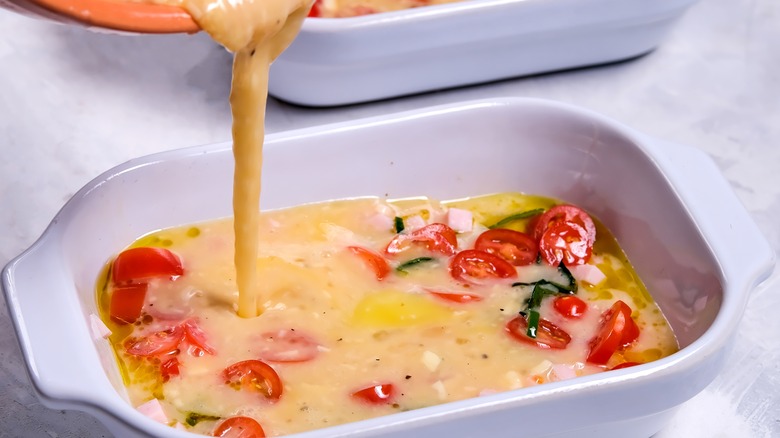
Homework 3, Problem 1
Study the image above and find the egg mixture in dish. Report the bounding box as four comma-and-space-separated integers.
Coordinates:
307, 0, 461, 17
97, 193, 678, 437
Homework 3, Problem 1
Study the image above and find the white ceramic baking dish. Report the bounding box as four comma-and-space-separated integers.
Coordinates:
3, 98, 774, 438
271, 0, 699, 106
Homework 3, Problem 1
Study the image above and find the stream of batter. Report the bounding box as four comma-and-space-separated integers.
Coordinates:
178, 0, 311, 317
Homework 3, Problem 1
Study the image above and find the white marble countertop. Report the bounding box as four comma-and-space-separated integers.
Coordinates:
1, 0, 778, 436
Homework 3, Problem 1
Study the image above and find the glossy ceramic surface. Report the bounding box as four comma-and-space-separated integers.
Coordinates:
2, 98, 774, 437
271, 0, 700, 106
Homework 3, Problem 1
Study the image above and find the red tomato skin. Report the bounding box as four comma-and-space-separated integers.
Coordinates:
614, 301, 640, 347
586, 300, 640, 365
385, 223, 458, 256
182, 318, 217, 355
112, 247, 183, 285
307, 0, 321, 17
213, 416, 266, 438
223, 360, 283, 401
505, 316, 572, 350
347, 246, 391, 280
427, 289, 484, 304
109, 283, 148, 325
449, 249, 517, 284
160, 357, 180, 382
474, 229, 538, 266
352, 383, 395, 404
533, 205, 597, 245
553, 295, 588, 319
125, 326, 184, 357
539, 221, 592, 266
257, 329, 321, 363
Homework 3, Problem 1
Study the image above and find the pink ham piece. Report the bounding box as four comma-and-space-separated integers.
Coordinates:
569, 263, 606, 285
405, 215, 427, 231
367, 213, 395, 232
446, 208, 473, 233
136, 398, 168, 424
550, 364, 578, 382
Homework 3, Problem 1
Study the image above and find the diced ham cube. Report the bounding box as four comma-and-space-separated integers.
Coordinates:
405, 215, 427, 231
446, 208, 473, 233
367, 213, 395, 232
570, 264, 607, 285
136, 399, 168, 424
89, 313, 111, 340
550, 364, 577, 381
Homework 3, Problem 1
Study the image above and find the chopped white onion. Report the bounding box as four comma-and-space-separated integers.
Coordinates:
422, 350, 442, 372
431, 380, 448, 400
446, 208, 473, 233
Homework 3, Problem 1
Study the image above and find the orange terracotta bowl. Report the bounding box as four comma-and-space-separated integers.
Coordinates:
0, 0, 199, 33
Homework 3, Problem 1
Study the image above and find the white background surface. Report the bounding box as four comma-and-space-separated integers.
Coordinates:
0, 0, 778, 436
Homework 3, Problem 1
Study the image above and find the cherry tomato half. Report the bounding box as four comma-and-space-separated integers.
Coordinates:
539, 221, 593, 266
426, 289, 484, 304
112, 247, 183, 285
586, 300, 640, 365
449, 249, 517, 284
385, 223, 458, 257
533, 205, 597, 246
182, 318, 217, 356
614, 301, 640, 347
125, 326, 184, 357
347, 246, 391, 281
553, 295, 588, 319
109, 283, 148, 325
474, 229, 538, 266
213, 416, 266, 438
257, 329, 321, 363
352, 383, 395, 404
505, 315, 571, 350
223, 360, 283, 401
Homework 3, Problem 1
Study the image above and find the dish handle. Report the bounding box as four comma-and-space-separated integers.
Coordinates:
2, 246, 124, 414
646, 136, 775, 292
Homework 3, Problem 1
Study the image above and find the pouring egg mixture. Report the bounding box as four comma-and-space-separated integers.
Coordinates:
97, 193, 678, 437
